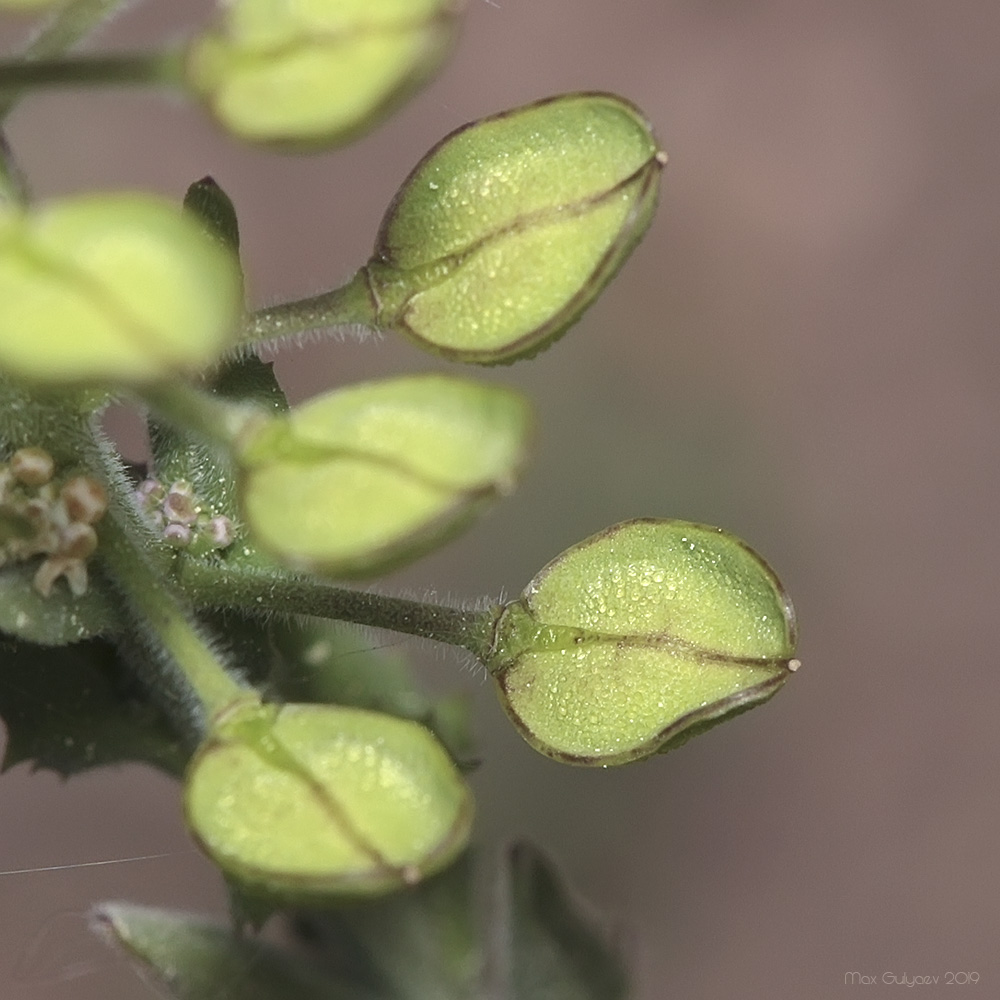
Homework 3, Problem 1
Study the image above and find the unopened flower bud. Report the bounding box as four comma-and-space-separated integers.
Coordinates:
205, 515, 235, 548
163, 523, 193, 548
10, 447, 54, 486
486, 519, 798, 765
136, 478, 165, 506
163, 483, 199, 525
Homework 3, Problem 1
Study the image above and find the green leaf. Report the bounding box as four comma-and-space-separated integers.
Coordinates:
365, 92, 664, 363
211, 351, 290, 414
270, 619, 428, 715
186, 0, 464, 147
0, 639, 186, 777
270, 618, 476, 766
237, 373, 531, 577
505, 842, 630, 1000
488, 519, 798, 765
292, 851, 480, 1000
184, 698, 473, 903
92, 902, 367, 1000
0, 564, 117, 644
0, 193, 242, 386
183, 176, 242, 253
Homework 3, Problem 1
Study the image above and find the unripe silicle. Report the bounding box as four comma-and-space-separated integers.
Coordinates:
487, 519, 798, 765
364, 93, 664, 363
0, 194, 242, 386
186, 0, 464, 147
185, 699, 473, 901
236, 373, 531, 576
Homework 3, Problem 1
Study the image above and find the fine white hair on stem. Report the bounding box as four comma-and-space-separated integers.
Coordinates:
255, 322, 381, 358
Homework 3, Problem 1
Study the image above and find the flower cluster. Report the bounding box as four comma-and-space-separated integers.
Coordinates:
0, 447, 107, 597
134, 477, 235, 556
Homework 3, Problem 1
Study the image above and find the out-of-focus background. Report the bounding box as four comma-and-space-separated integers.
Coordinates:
1, 1, 998, 997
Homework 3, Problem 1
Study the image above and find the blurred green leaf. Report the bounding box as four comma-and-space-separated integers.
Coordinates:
269, 618, 475, 766
505, 842, 629, 1000
0, 564, 117, 645
292, 851, 480, 1000
0, 638, 186, 777
92, 902, 371, 1000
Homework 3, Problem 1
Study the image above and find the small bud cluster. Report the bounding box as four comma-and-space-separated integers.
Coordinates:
0, 447, 107, 597
135, 478, 235, 556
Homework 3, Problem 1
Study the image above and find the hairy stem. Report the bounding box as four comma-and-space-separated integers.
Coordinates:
179, 559, 498, 660
100, 514, 251, 727
243, 270, 377, 347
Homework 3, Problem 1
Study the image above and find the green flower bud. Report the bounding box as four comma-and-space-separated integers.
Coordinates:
186, 0, 464, 147
184, 699, 473, 900
0, 194, 242, 385
364, 93, 664, 363
237, 373, 531, 576
487, 519, 798, 765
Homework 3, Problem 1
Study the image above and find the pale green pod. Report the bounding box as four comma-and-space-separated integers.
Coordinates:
0, 194, 242, 385
186, 0, 464, 147
488, 519, 798, 765
185, 699, 473, 901
364, 93, 664, 363
237, 373, 531, 576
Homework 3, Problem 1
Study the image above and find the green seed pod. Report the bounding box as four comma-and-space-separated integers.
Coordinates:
184, 699, 473, 901
237, 373, 531, 576
186, 0, 464, 147
363, 93, 664, 363
487, 519, 798, 765
0, 194, 242, 386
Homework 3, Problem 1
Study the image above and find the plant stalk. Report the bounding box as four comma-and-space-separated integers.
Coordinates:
243, 270, 378, 346
0, 0, 141, 121
0, 51, 184, 93
100, 514, 251, 725
179, 559, 498, 661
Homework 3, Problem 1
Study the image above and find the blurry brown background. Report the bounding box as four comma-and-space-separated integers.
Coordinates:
1, 1, 997, 997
